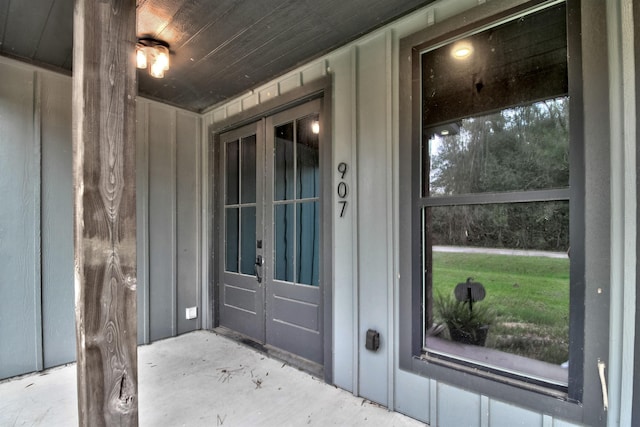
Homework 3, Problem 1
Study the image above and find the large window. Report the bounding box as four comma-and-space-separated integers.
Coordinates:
400, 0, 612, 423
420, 1, 570, 388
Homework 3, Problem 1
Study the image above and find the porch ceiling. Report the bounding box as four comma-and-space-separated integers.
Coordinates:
0, 0, 435, 112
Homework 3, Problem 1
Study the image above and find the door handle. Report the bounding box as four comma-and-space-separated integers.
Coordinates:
254, 255, 264, 283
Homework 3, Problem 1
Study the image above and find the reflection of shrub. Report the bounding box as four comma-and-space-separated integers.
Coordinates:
434, 293, 496, 346
432, 252, 570, 363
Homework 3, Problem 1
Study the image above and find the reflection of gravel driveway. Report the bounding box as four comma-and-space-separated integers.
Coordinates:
433, 245, 568, 259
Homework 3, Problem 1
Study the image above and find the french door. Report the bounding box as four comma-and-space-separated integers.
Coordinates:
218, 99, 323, 364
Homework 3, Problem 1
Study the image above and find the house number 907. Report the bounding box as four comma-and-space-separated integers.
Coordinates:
337, 162, 348, 218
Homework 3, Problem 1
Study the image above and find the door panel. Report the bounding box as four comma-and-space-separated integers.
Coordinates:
265, 99, 323, 364
218, 98, 323, 365
219, 122, 265, 342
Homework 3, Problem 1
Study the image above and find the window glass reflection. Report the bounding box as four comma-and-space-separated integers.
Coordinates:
425, 98, 569, 197
240, 207, 256, 275
226, 140, 239, 205
296, 202, 319, 286
275, 123, 294, 201
296, 115, 320, 199
241, 135, 257, 204
426, 201, 569, 365
274, 204, 294, 282
225, 208, 239, 273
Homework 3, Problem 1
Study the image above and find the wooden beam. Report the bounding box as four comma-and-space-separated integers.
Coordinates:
72, 0, 138, 425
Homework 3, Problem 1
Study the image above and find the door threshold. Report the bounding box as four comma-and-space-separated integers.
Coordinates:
213, 326, 324, 380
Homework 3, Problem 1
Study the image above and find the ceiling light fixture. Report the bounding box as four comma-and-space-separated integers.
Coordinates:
136, 38, 170, 78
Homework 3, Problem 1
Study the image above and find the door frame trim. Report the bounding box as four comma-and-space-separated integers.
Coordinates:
207, 76, 333, 383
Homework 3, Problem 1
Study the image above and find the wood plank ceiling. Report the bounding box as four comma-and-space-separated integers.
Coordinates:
0, 0, 435, 112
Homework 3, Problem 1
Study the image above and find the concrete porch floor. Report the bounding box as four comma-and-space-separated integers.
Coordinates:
0, 331, 425, 426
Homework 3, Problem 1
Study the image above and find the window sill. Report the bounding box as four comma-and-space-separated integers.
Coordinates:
423, 336, 568, 396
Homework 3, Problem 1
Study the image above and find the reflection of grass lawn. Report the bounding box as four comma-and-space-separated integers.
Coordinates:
432, 252, 569, 364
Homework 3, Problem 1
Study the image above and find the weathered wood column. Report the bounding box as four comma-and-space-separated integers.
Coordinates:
72, 0, 138, 425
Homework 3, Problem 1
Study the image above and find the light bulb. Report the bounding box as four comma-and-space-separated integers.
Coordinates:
312, 121, 320, 134
136, 47, 147, 69
451, 42, 473, 59
156, 46, 170, 71
150, 61, 165, 78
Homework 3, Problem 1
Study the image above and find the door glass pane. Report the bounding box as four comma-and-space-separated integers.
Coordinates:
274, 203, 294, 282
225, 208, 239, 272
226, 140, 239, 205
296, 115, 320, 199
240, 207, 256, 275
274, 122, 294, 201
296, 202, 319, 286
241, 135, 257, 203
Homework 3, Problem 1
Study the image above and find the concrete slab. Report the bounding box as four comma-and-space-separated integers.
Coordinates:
0, 330, 425, 426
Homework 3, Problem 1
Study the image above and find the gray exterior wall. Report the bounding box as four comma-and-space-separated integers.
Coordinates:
1, 0, 638, 425
0, 56, 203, 380
203, 0, 637, 425
0, 61, 45, 378
137, 100, 202, 343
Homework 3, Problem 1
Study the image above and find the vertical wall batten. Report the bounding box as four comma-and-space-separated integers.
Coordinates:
203, 119, 214, 330
480, 395, 490, 427
32, 71, 44, 372
197, 117, 203, 330
172, 110, 178, 337
620, 1, 637, 425
136, 100, 150, 345
385, 29, 395, 412
606, 1, 624, 421
196, 116, 203, 330
429, 378, 438, 426
634, 0, 640, 423
344, 46, 360, 396
350, 46, 360, 395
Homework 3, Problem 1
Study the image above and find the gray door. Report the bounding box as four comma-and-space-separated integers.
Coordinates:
219, 99, 323, 365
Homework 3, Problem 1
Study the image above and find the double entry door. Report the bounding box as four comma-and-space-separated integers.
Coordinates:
218, 99, 323, 365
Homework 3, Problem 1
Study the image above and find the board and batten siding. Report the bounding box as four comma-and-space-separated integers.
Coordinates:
0, 55, 202, 380
0, 60, 43, 379
201, 0, 598, 425
138, 100, 202, 343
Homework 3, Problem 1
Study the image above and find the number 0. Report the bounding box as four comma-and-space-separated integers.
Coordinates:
337, 182, 348, 199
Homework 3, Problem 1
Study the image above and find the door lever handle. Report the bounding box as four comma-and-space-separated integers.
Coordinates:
254, 255, 264, 283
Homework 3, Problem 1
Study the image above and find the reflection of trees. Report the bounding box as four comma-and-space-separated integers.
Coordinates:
429, 97, 570, 251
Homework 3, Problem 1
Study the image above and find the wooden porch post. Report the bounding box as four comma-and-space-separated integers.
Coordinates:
72, 0, 138, 425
